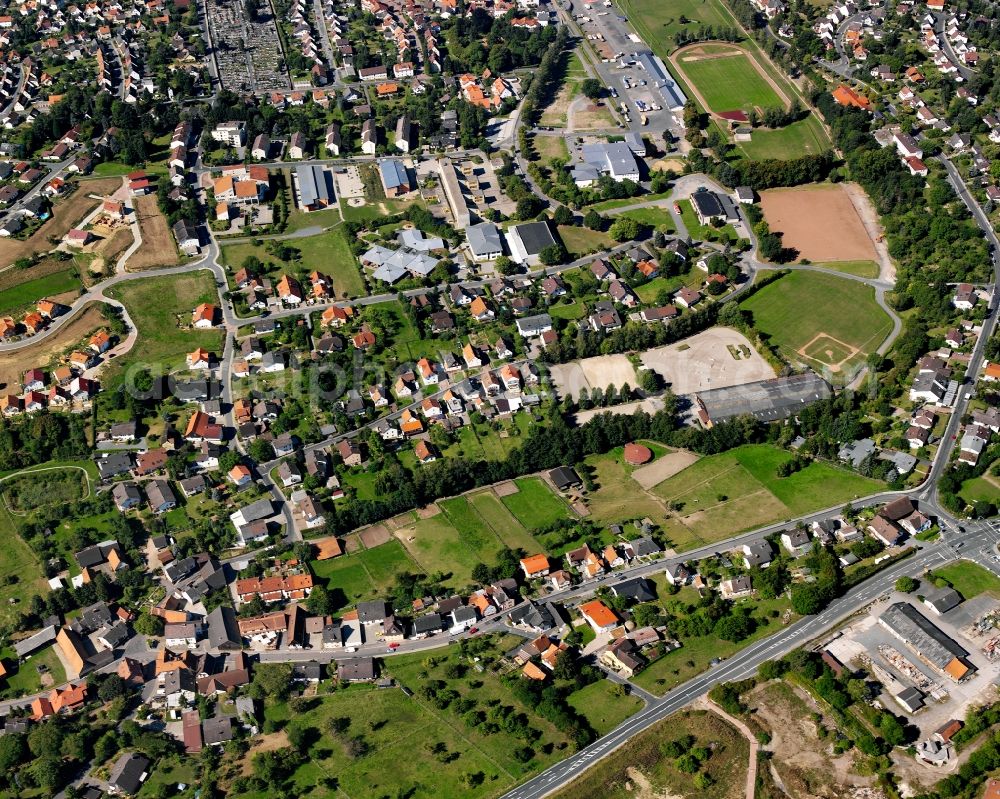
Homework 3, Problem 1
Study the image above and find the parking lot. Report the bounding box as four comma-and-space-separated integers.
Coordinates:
570, 5, 684, 142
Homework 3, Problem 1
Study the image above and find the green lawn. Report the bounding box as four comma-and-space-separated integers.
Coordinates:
90, 162, 136, 177
534, 135, 569, 162
4, 644, 66, 696
634, 275, 685, 304
557, 225, 612, 258
397, 489, 545, 585
737, 115, 831, 160
1, 468, 87, 512
617, 0, 734, 46
619, 207, 676, 233
499, 477, 572, 531
0, 268, 80, 315
549, 301, 586, 320
634, 595, 794, 694
284, 206, 342, 233
566, 680, 643, 735
589, 192, 672, 212
931, 561, 1000, 599
104, 270, 223, 382
232, 684, 518, 799
310, 539, 417, 610
339, 197, 413, 223
811, 260, 880, 278
676, 51, 782, 112
740, 270, 893, 379
137, 756, 197, 798
221, 226, 365, 298
960, 471, 999, 505
651, 444, 881, 550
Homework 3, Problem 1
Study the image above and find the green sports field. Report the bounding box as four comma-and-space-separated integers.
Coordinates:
737, 115, 831, 160
739, 271, 893, 379
676, 51, 783, 112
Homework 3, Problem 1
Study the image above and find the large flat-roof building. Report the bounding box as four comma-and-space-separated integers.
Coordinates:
506, 221, 557, 266
878, 602, 976, 682
635, 51, 688, 110
439, 158, 472, 228
577, 142, 641, 184
296, 164, 334, 211
695, 373, 832, 427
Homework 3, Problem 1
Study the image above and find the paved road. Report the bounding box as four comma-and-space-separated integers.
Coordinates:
934, 12, 974, 81
500, 542, 954, 799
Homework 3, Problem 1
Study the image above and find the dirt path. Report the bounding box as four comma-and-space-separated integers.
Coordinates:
700, 697, 758, 799
842, 182, 896, 284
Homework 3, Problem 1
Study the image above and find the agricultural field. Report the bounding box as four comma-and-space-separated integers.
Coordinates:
394, 489, 546, 585
498, 477, 573, 530
674, 45, 785, 113
550, 708, 750, 799
125, 194, 181, 270
739, 271, 893, 378
758, 183, 879, 264
650, 444, 882, 550
310, 539, 418, 611
0, 265, 80, 316
104, 270, 224, 383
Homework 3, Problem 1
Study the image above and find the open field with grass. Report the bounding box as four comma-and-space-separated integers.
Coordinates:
616, 0, 734, 47
740, 271, 892, 377
557, 224, 612, 258
566, 680, 644, 735
540, 49, 588, 128
105, 270, 224, 382
736, 115, 831, 160
0, 266, 80, 315
221, 226, 365, 297
395, 491, 545, 584
619, 206, 677, 233
339, 197, 413, 223
634, 593, 794, 694
674, 47, 784, 112
499, 477, 572, 530
931, 561, 1000, 599
811, 260, 880, 278
960, 470, 999, 506
310, 538, 418, 610
1, 468, 88, 512
533, 135, 569, 162
232, 684, 516, 799
651, 444, 881, 550
550, 707, 749, 799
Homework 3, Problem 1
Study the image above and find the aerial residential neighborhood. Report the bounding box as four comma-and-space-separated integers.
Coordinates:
0, 0, 997, 795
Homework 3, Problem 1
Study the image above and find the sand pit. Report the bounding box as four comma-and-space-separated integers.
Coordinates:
493, 481, 519, 498
631, 451, 701, 490
639, 327, 774, 395
759, 183, 878, 263
359, 524, 390, 549
549, 354, 638, 399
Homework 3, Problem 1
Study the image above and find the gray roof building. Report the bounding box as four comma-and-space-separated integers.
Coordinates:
108, 752, 149, 795
206, 606, 241, 651
466, 222, 503, 259
695, 373, 832, 427
878, 602, 975, 680
296, 164, 334, 208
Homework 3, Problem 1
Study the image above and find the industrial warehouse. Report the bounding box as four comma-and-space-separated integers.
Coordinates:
694, 372, 833, 427
877, 602, 976, 683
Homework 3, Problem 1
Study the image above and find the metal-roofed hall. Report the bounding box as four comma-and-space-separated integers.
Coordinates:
878, 602, 976, 682
695, 373, 832, 427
